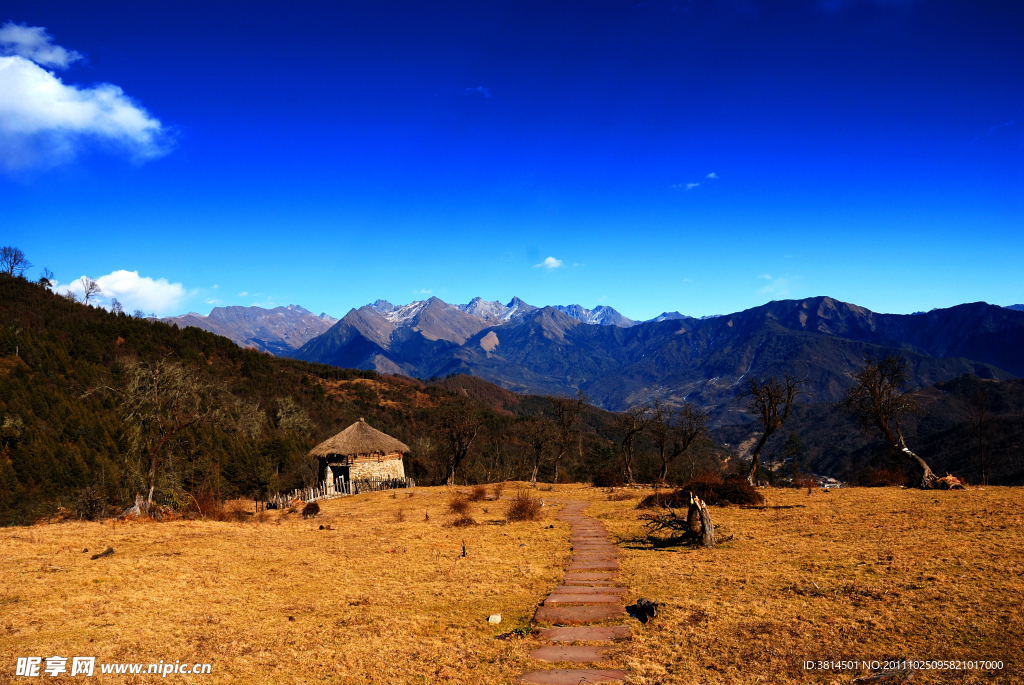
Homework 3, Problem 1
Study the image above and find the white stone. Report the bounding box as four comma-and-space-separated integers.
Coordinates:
487, 614, 501, 624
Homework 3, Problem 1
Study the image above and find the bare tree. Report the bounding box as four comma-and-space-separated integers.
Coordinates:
616, 402, 651, 484
0, 247, 32, 277
90, 358, 264, 508
740, 372, 806, 485
276, 395, 313, 434
960, 385, 990, 486
435, 394, 482, 485
549, 390, 587, 484
39, 267, 54, 288
839, 355, 939, 489
517, 416, 554, 484
110, 298, 124, 315
650, 399, 709, 482
80, 277, 102, 305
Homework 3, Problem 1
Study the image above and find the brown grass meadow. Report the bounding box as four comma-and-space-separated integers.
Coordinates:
1, 484, 1021, 684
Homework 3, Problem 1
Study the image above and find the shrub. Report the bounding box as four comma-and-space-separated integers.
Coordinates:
593, 469, 624, 488
468, 484, 488, 502
447, 493, 470, 515
856, 468, 909, 487
637, 474, 764, 508
302, 502, 320, 518
450, 514, 476, 527
506, 490, 542, 522
492, 483, 504, 500
393, 509, 405, 522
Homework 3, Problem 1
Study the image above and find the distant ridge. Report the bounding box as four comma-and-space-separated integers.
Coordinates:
1007, 304, 1024, 312
293, 295, 1024, 418
163, 304, 337, 356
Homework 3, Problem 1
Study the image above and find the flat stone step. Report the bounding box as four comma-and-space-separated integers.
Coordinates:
568, 560, 620, 571
538, 626, 632, 643
544, 595, 621, 606
564, 572, 617, 581
530, 645, 612, 663
550, 586, 628, 595
517, 669, 629, 683
573, 548, 618, 557
535, 605, 625, 624
564, 580, 622, 587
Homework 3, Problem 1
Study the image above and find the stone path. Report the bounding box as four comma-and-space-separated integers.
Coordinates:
517, 501, 631, 684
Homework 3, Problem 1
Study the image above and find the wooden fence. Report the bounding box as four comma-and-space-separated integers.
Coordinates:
267, 476, 415, 509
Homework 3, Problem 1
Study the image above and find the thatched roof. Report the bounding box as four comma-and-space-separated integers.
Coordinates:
309, 419, 410, 458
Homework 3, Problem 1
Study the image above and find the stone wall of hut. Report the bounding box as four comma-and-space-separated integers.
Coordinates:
350, 457, 406, 481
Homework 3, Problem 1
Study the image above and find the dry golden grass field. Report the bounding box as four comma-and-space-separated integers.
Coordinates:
1, 484, 1021, 684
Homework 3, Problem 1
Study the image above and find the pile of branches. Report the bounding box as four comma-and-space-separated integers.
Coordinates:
640, 492, 721, 549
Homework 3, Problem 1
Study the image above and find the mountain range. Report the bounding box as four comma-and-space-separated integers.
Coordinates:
163, 305, 337, 357
166, 295, 1024, 422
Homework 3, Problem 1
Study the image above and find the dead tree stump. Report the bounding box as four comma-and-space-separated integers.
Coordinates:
641, 491, 716, 548
688, 493, 716, 549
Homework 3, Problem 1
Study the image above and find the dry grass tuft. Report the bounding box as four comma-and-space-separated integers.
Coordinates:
505, 490, 542, 522
492, 483, 504, 500
449, 514, 476, 527
301, 501, 320, 518
467, 484, 488, 502
447, 492, 470, 515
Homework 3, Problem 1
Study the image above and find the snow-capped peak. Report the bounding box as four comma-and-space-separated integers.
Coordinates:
381, 299, 428, 324
454, 297, 510, 321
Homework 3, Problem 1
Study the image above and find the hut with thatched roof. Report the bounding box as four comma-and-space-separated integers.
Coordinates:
310, 418, 410, 489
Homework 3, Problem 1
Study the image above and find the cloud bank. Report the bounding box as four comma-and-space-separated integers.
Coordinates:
55, 270, 186, 315
0, 23, 170, 171
0, 22, 82, 68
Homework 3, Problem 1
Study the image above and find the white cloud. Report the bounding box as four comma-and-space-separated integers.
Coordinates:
463, 86, 491, 97
759, 274, 772, 279
706, 172, 719, 179
0, 22, 82, 69
686, 182, 700, 190
415, 289, 433, 294
758, 274, 801, 298
0, 26, 170, 172
534, 256, 563, 269
54, 270, 186, 314
238, 291, 248, 296
205, 298, 221, 305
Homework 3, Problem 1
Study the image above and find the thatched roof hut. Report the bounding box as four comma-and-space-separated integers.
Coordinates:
310, 418, 410, 459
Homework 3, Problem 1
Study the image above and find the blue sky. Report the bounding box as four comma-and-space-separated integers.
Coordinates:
2, 0, 1022, 319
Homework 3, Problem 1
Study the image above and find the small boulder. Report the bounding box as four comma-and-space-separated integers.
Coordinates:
488, 614, 502, 624
90, 547, 114, 560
